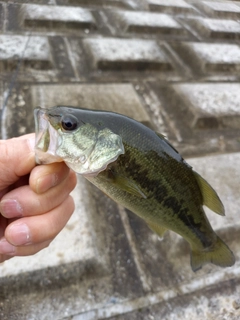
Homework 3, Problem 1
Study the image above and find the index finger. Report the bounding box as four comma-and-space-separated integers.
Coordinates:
0, 133, 36, 191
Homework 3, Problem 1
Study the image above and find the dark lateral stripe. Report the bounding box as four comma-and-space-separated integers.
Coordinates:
118, 148, 169, 201
163, 196, 212, 248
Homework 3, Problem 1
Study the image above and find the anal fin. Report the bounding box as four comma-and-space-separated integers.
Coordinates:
193, 171, 225, 216
147, 221, 168, 239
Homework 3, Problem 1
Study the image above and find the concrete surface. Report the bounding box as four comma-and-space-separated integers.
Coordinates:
186, 17, 240, 39
176, 42, 240, 73
148, 0, 197, 14
171, 83, 240, 129
21, 4, 96, 30
0, 35, 52, 69
109, 11, 185, 35
0, 0, 240, 319
197, 1, 240, 18
83, 38, 172, 71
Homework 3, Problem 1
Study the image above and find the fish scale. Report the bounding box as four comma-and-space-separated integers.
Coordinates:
34, 106, 235, 272
94, 144, 205, 242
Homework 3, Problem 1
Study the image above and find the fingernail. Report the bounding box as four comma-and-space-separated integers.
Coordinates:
0, 199, 23, 218
36, 173, 58, 194
8, 223, 31, 246
0, 238, 16, 255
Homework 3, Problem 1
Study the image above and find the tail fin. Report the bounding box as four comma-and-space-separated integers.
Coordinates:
191, 236, 235, 272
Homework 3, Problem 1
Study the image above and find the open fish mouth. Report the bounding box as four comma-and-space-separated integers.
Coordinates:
34, 106, 125, 175
34, 107, 63, 164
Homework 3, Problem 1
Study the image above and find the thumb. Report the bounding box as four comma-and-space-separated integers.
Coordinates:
0, 133, 36, 191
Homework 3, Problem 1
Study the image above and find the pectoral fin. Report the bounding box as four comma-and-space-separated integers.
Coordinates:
114, 175, 147, 199
193, 171, 225, 216
155, 132, 166, 140
101, 170, 147, 199
147, 221, 168, 238
155, 132, 181, 155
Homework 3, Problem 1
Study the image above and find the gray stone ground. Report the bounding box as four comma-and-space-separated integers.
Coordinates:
0, 0, 240, 319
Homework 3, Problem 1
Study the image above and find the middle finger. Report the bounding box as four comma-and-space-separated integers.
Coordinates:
0, 170, 76, 219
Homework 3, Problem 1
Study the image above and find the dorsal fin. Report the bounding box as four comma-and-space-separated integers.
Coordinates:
193, 171, 225, 216
155, 132, 179, 154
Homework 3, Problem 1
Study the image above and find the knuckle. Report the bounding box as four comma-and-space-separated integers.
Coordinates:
0, 140, 9, 158
0, 141, 11, 174
69, 171, 77, 189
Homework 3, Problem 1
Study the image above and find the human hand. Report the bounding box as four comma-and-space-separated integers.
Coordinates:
0, 133, 77, 263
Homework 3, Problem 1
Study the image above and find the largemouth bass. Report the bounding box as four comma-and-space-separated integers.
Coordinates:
34, 106, 235, 271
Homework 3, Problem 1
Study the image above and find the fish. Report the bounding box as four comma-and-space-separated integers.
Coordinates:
34, 105, 235, 272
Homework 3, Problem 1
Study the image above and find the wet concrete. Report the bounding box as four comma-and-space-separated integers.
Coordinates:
0, 1, 240, 319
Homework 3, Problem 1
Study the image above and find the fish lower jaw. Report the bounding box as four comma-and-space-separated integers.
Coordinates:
65, 160, 103, 177
35, 149, 63, 165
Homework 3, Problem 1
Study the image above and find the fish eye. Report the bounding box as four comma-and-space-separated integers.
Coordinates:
61, 114, 79, 131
